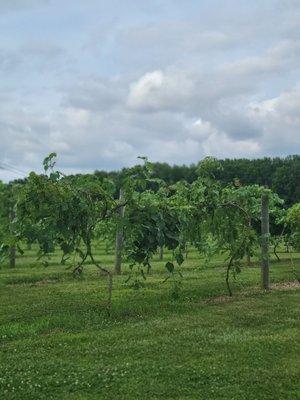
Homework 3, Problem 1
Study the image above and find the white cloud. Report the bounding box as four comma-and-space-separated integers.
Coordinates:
127, 68, 197, 113
128, 70, 164, 110
248, 88, 300, 153
63, 108, 91, 127
202, 131, 261, 158
189, 119, 217, 139
187, 117, 261, 158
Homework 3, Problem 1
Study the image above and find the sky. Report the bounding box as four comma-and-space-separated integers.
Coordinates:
0, 0, 299, 181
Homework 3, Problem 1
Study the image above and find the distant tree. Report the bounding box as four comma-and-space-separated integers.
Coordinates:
0, 182, 21, 267
286, 203, 300, 250
272, 156, 300, 207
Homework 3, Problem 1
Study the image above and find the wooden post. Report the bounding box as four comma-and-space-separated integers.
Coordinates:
261, 194, 269, 290
9, 209, 16, 268
9, 246, 16, 268
159, 246, 163, 260
246, 219, 252, 266
246, 252, 251, 267
114, 189, 125, 275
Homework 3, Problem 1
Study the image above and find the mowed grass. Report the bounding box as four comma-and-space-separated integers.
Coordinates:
0, 244, 299, 400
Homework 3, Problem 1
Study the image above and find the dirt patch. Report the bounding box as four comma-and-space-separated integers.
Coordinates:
41, 327, 66, 336
31, 279, 59, 286
270, 281, 300, 290
6, 277, 60, 286
205, 281, 300, 304
205, 295, 234, 304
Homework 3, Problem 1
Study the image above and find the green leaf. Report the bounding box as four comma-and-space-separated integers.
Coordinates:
43, 153, 57, 172
175, 252, 184, 266
165, 261, 174, 273
75, 248, 85, 259
17, 244, 24, 255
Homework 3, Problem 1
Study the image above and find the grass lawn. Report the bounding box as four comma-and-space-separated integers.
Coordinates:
0, 245, 299, 400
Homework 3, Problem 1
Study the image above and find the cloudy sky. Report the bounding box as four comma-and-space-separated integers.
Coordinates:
0, 0, 299, 181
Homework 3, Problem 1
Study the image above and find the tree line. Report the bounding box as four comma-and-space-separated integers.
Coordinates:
95, 155, 300, 207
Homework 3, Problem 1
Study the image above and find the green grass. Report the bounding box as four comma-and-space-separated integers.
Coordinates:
0, 245, 299, 399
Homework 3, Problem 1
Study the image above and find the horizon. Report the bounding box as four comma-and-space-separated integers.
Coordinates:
1, 153, 299, 183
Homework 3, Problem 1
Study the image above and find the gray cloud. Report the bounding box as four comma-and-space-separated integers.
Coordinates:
63, 77, 126, 111
0, 41, 69, 79
127, 40, 300, 114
